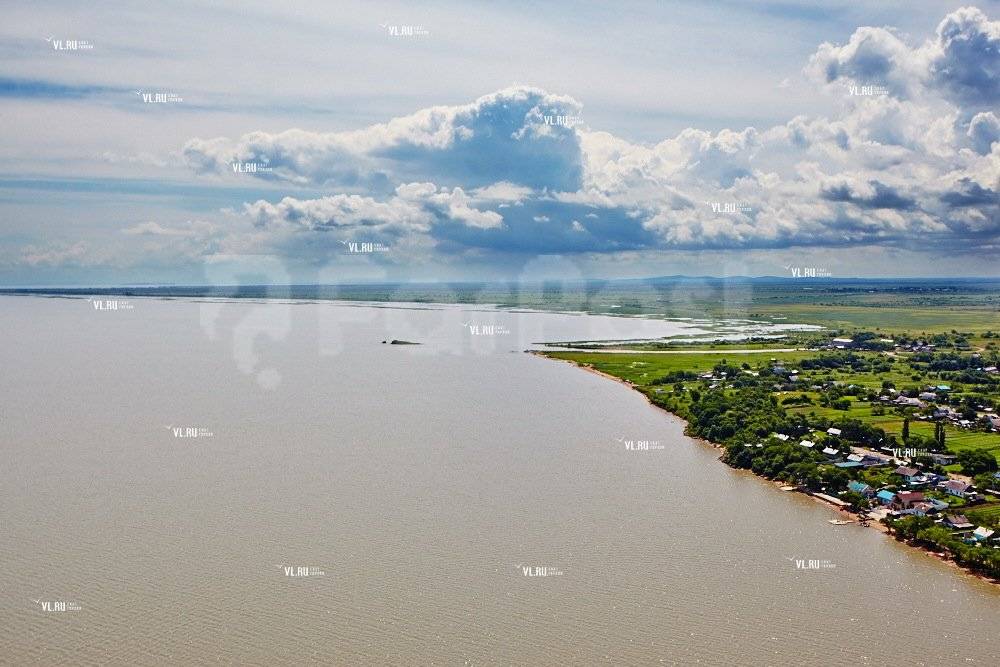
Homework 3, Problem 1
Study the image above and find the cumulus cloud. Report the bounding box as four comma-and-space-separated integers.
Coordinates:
183, 87, 584, 191
807, 5, 999, 111
968, 111, 1000, 154
926, 6, 1000, 109
172, 7, 999, 262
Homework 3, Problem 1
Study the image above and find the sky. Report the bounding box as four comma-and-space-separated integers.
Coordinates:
0, 0, 998, 286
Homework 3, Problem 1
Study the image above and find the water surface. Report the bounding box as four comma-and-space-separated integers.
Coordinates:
1, 296, 997, 665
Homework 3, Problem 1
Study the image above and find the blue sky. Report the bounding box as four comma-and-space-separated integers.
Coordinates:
0, 1, 997, 285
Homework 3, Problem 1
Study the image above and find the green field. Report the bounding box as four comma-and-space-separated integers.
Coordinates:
543, 350, 813, 385
786, 400, 1000, 462
546, 344, 1000, 466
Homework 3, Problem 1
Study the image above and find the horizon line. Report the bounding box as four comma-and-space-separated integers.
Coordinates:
4, 274, 1000, 291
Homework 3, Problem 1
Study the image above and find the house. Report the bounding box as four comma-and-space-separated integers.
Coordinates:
847, 450, 892, 467
936, 385, 951, 392
918, 392, 937, 401
895, 491, 924, 509
908, 501, 938, 516
848, 481, 874, 498
989, 415, 1000, 432
926, 498, 950, 512
876, 490, 897, 506
893, 467, 931, 487
826, 427, 842, 437
894, 396, 926, 408
930, 453, 958, 466
822, 447, 840, 457
943, 514, 974, 530
941, 480, 977, 500
799, 440, 815, 449
972, 527, 996, 542
773, 433, 790, 442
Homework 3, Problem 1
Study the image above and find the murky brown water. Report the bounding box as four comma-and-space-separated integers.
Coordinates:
1, 296, 998, 665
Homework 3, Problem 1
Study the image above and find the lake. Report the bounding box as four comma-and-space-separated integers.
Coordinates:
1, 295, 997, 665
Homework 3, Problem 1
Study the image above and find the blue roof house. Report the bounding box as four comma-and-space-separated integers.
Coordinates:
876, 490, 897, 505
848, 481, 874, 497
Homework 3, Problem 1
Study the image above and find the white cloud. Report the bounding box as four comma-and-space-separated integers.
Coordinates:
31, 6, 989, 271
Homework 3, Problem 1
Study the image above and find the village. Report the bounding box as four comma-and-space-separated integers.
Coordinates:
558, 327, 1000, 581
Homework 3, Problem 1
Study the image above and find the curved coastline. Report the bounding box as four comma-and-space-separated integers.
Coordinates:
534, 350, 1000, 589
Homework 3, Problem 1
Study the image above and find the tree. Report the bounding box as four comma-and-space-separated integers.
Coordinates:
958, 450, 998, 476
934, 422, 946, 448
973, 472, 999, 493
890, 515, 934, 541
841, 491, 869, 511
902, 418, 910, 442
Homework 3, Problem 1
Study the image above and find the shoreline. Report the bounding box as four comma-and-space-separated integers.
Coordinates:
535, 351, 1000, 588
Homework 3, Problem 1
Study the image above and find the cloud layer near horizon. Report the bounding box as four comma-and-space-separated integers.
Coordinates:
8, 5, 999, 280
163, 6, 1000, 266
